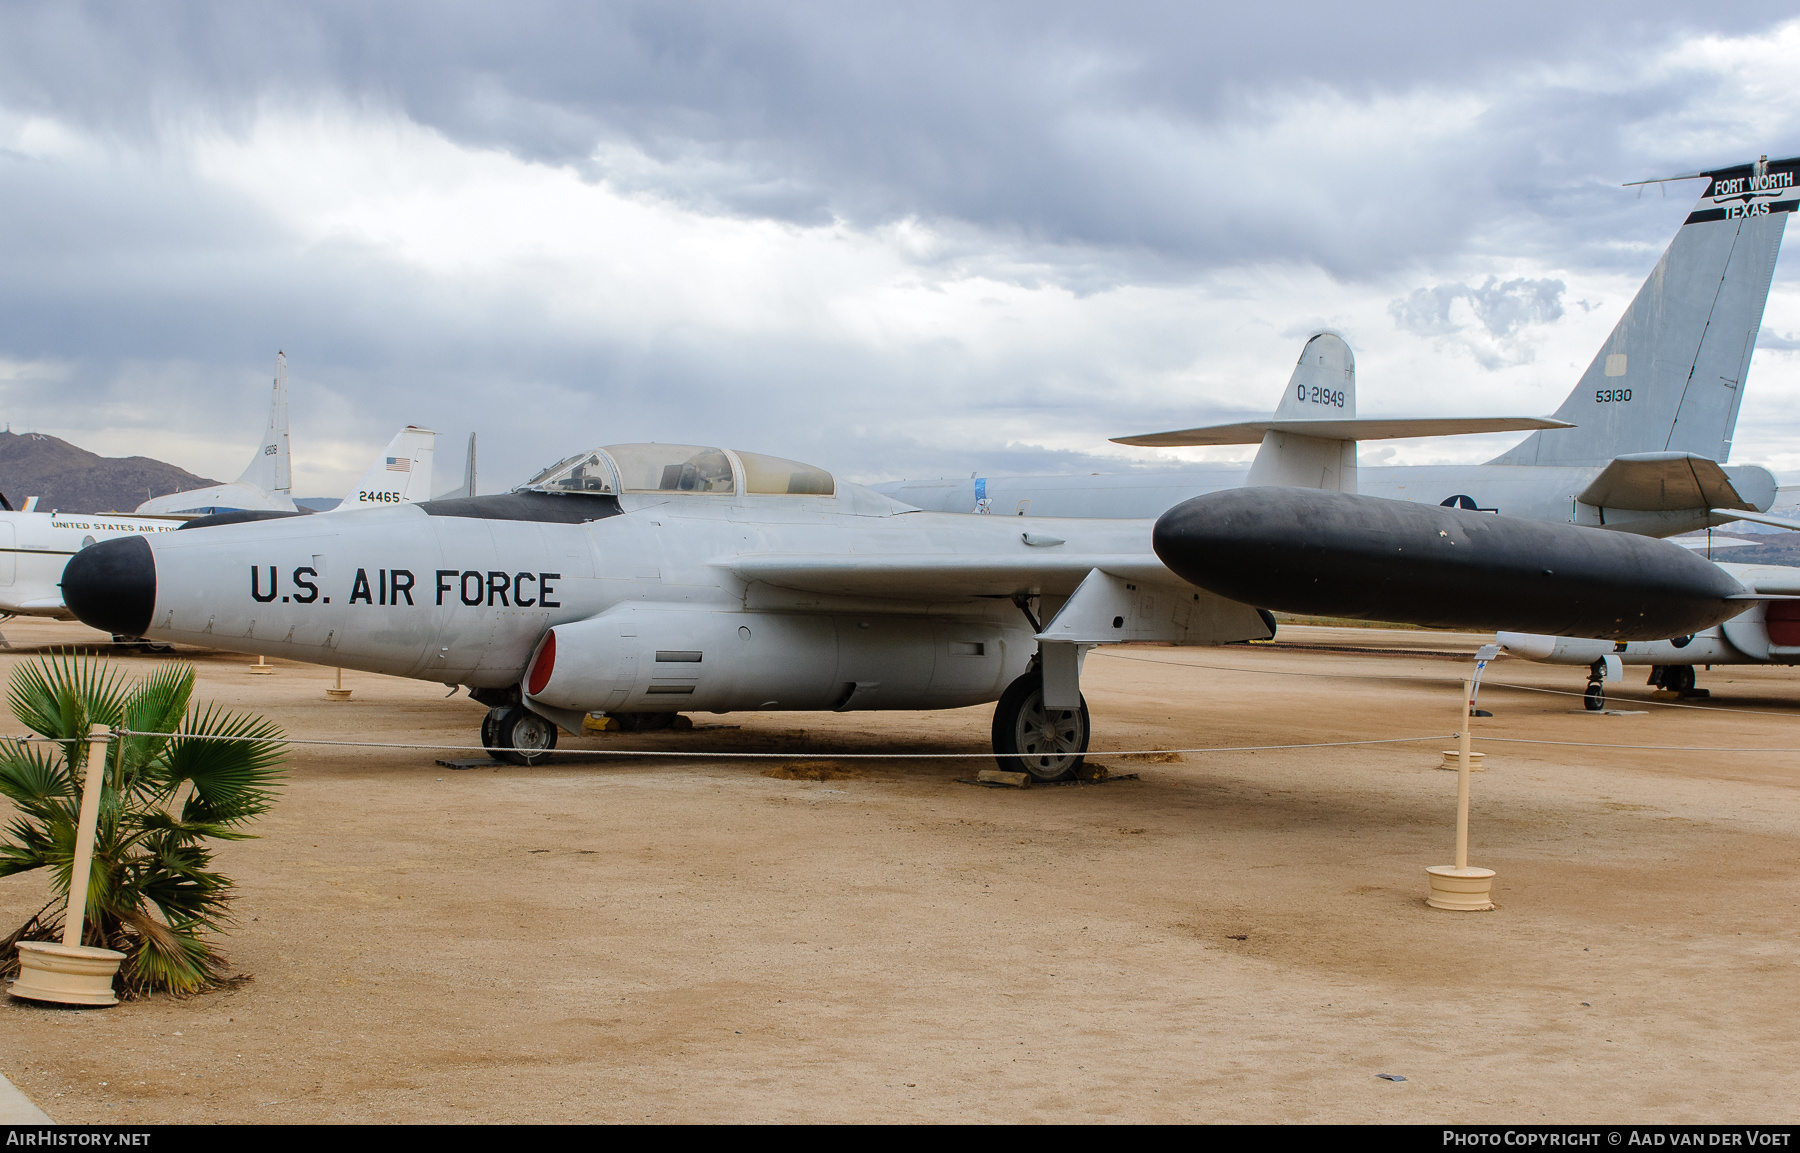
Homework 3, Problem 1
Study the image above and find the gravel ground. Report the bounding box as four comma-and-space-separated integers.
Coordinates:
2, 617, 1796, 1123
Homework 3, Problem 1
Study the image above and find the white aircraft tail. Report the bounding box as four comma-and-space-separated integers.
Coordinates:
234, 351, 293, 496
333, 426, 436, 511
1110, 332, 1566, 493
1492, 155, 1795, 467
1246, 333, 1360, 491
432, 433, 477, 500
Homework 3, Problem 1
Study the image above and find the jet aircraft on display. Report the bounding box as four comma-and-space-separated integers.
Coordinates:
59, 441, 1757, 774
874, 155, 1797, 540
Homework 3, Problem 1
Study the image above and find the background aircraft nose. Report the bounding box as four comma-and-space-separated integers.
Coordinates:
61, 534, 156, 638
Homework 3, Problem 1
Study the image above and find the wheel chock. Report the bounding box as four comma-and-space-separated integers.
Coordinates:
976, 769, 1030, 787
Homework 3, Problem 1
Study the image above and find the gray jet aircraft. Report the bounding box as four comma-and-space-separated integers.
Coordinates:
61, 442, 1276, 777
876, 155, 1796, 538
60, 442, 1750, 772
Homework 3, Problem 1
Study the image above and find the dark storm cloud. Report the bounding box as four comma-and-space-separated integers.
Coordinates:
0, 2, 1788, 276
0, 3, 1795, 489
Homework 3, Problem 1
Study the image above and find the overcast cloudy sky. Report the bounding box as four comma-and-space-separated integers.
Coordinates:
2, 2, 1797, 497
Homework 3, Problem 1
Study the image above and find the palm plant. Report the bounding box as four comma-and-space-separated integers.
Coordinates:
0, 655, 285, 995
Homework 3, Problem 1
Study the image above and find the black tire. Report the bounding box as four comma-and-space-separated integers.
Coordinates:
1583, 683, 1605, 712
480, 706, 507, 754
490, 706, 559, 766
1671, 666, 1697, 694
991, 670, 1090, 782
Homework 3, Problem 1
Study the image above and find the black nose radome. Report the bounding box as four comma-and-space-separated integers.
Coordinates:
61, 534, 156, 638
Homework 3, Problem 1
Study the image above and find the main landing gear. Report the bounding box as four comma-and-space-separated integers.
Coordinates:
481, 705, 559, 765
1647, 665, 1705, 697
991, 668, 1091, 782
1584, 663, 1707, 711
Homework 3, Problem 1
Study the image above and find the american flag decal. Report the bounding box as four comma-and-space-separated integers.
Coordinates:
386, 457, 411, 473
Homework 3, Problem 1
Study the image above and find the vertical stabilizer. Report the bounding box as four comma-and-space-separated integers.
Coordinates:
332, 426, 437, 511
1491, 156, 1795, 466
1270, 332, 1356, 419
432, 433, 477, 500
1247, 333, 1360, 491
235, 351, 293, 495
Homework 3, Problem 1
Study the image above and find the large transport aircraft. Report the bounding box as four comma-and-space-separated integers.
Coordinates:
874, 156, 1797, 539
58, 442, 1754, 775
137, 352, 300, 516
0, 425, 437, 623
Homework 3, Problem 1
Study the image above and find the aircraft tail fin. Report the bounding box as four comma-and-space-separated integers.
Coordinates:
1491, 156, 1795, 467
432, 433, 477, 500
1271, 332, 1356, 419
234, 351, 292, 495
1246, 333, 1359, 491
333, 426, 436, 511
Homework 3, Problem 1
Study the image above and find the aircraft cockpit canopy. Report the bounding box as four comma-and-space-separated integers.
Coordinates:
523, 444, 835, 498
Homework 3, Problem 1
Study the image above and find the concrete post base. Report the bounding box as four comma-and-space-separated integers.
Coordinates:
9, 941, 126, 1006
325, 689, 353, 701
1440, 750, 1485, 771
1426, 865, 1496, 911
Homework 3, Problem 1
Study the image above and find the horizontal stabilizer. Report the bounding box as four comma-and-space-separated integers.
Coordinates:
1111, 416, 1571, 448
1578, 452, 1754, 512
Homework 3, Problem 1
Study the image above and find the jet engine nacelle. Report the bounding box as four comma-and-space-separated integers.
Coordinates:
525, 605, 1032, 716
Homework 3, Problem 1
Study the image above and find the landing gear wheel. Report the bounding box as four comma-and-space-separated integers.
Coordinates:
991, 670, 1090, 782
480, 706, 506, 752
1583, 683, 1605, 712
1669, 666, 1697, 694
485, 706, 559, 765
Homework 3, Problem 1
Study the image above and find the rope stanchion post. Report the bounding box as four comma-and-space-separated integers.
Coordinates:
248, 655, 274, 675
326, 668, 352, 702
9, 724, 126, 1006
1426, 676, 1496, 912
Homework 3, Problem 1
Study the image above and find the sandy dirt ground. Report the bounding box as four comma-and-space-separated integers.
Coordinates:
1, 616, 1796, 1124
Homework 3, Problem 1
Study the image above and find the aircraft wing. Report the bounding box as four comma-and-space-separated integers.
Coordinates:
724, 551, 1271, 648
1110, 416, 1572, 448
1579, 452, 1757, 512
1715, 508, 1800, 532
725, 552, 1172, 598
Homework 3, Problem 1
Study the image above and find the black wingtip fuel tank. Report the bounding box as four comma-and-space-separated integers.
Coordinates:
1153, 488, 1747, 641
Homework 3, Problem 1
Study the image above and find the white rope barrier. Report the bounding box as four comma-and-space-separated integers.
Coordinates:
6, 729, 1461, 759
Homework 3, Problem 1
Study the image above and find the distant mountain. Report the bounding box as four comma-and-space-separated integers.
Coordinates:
0, 430, 222, 514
